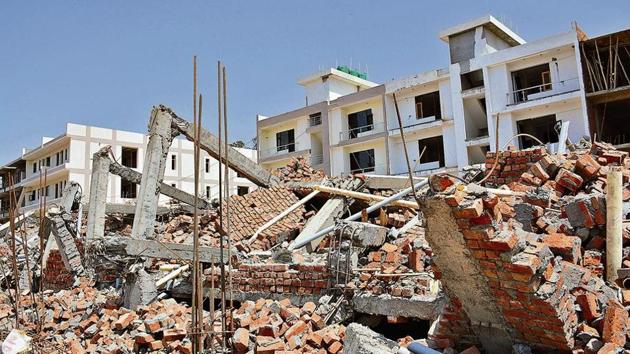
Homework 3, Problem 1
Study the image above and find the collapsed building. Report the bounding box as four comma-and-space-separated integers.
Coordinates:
0, 102, 628, 354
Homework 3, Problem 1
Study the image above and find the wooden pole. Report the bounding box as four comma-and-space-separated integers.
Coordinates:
606, 166, 623, 283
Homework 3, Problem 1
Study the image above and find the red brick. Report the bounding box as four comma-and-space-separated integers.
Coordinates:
576, 293, 600, 321
602, 300, 627, 346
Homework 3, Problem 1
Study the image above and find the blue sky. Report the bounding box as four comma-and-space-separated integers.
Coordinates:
1, 1, 629, 164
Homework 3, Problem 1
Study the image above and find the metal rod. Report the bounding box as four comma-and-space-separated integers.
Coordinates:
216, 60, 227, 351
191, 55, 203, 354
393, 92, 422, 209
7, 173, 20, 327
222, 64, 235, 334
288, 179, 428, 250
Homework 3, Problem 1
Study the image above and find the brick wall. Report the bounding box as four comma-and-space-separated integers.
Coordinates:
206, 263, 332, 296
484, 147, 547, 187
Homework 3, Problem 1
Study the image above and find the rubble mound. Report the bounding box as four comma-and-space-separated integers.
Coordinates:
272, 156, 326, 183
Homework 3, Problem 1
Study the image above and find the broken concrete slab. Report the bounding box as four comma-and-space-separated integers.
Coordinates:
352, 292, 445, 320
344, 323, 399, 354
337, 221, 388, 248
293, 198, 345, 251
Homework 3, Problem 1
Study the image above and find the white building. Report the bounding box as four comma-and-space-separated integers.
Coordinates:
257, 15, 591, 177
0, 123, 257, 219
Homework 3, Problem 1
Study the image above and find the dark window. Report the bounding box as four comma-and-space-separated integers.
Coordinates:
415, 92, 441, 119
55, 184, 59, 199
45, 186, 49, 197
349, 149, 375, 173
511, 63, 552, 103
206, 186, 211, 199
171, 154, 177, 170
418, 136, 445, 168
347, 109, 373, 139
32, 163, 36, 173
309, 112, 322, 126
30, 191, 35, 201
121, 147, 138, 168
237, 186, 249, 196
45, 157, 51, 167
64, 149, 68, 162
205, 158, 210, 173
121, 180, 137, 198
461, 70, 484, 90
56, 153, 60, 166
276, 129, 295, 152
516, 115, 559, 149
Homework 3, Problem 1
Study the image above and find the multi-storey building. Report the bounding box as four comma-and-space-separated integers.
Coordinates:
0, 123, 257, 220
257, 15, 602, 177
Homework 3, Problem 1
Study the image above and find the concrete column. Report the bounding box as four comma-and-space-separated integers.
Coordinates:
606, 166, 623, 283
86, 149, 111, 241
448, 63, 470, 168
132, 107, 174, 239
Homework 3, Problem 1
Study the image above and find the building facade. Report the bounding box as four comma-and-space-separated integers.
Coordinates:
0, 123, 257, 220
257, 15, 604, 178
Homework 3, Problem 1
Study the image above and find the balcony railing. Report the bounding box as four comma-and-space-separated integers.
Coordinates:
507, 77, 580, 105
389, 116, 439, 132
261, 143, 296, 159
310, 154, 324, 166
339, 122, 385, 141
309, 115, 322, 127
342, 164, 385, 177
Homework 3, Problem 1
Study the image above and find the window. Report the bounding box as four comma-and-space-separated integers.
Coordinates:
29, 191, 35, 201
415, 92, 441, 119
309, 112, 322, 126
56, 153, 60, 166
517, 115, 559, 149
206, 186, 211, 199
276, 129, 295, 152
121, 180, 137, 198
45, 186, 49, 197
46, 157, 51, 167
205, 158, 210, 173
55, 184, 59, 199
121, 147, 138, 168
418, 136, 445, 168
237, 186, 249, 196
347, 109, 373, 139
511, 63, 552, 103
32, 163, 37, 173
64, 149, 68, 162
171, 154, 177, 170
349, 149, 375, 173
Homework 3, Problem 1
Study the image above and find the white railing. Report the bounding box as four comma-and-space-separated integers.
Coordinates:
261, 143, 296, 159
310, 154, 324, 166
309, 115, 322, 127
342, 164, 386, 177
339, 122, 385, 141
389, 116, 438, 132
507, 77, 580, 105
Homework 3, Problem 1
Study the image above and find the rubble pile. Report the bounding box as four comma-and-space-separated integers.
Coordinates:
230, 297, 346, 354
273, 156, 326, 183
421, 142, 630, 352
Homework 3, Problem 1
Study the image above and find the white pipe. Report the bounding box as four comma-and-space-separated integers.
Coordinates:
606, 166, 623, 283
156, 264, 190, 288
248, 190, 320, 244
288, 179, 428, 250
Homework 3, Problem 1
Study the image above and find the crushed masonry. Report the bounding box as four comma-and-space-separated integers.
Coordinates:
1, 105, 630, 353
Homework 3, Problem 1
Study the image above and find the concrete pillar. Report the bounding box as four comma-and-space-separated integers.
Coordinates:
606, 166, 623, 283
86, 149, 111, 241
131, 107, 174, 239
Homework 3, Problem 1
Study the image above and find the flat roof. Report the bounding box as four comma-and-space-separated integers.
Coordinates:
297, 68, 378, 89
439, 14, 526, 46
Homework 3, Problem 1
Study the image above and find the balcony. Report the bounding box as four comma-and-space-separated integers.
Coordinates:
261, 143, 296, 159
310, 154, 324, 166
309, 114, 322, 127
507, 77, 580, 105
339, 122, 385, 141
342, 164, 386, 177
